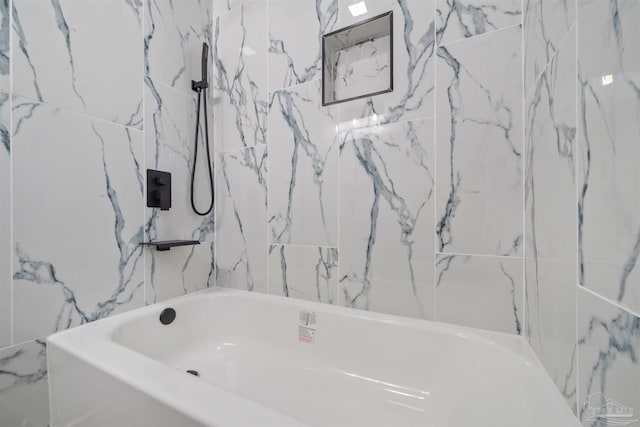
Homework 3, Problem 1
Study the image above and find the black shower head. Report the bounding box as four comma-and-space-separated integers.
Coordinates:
192, 42, 209, 92
201, 42, 209, 86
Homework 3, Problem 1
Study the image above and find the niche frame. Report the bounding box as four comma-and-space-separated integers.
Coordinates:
321, 11, 394, 106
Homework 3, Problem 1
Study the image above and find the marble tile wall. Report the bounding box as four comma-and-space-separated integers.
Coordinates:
214, 1, 640, 423
213, 0, 522, 328
523, 0, 640, 421
524, 0, 577, 411
0, 1, 213, 425
575, 0, 640, 424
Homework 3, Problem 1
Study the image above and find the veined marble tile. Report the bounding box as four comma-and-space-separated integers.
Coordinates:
336, 0, 436, 127
525, 28, 576, 260
578, 0, 640, 314
213, 1, 268, 152
524, 0, 575, 94
213, 0, 253, 15
0, 340, 49, 427
436, 0, 521, 46
333, 35, 391, 101
436, 25, 523, 257
145, 0, 212, 95
145, 242, 214, 304
0, 1, 9, 92
0, 92, 9, 348
269, 0, 337, 91
215, 145, 268, 293
269, 80, 339, 247
524, 30, 577, 410
340, 118, 435, 320
578, 288, 640, 425
12, 0, 143, 129
436, 254, 523, 335
525, 257, 577, 412
268, 244, 338, 304
12, 97, 144, 343
145, 77, 215, 244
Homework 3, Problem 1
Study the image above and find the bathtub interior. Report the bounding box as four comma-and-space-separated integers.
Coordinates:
108, 291, 577, 427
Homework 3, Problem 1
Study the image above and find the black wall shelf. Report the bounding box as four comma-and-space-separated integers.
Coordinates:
143, 240, 200, 251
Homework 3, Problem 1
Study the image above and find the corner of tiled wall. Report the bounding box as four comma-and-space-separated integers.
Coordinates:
523, 0, 578, 413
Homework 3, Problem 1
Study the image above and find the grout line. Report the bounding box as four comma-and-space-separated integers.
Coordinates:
147, 76, 198, 100
438, 22, 523, 49
433, 0, 438, 321
265, 0, 270, 296
521, 0, 527, 338
11, 95, 144, 134
337, 104, 341, 308
271, 243, 340, 250
142, 0, 147, 306
9, 0, 13, 348
574, 1, 580, 413
579, 286, 640, 319
436, 251, 525, 260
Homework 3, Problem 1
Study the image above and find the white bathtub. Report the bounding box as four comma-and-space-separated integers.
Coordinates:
48, 288, 580, 427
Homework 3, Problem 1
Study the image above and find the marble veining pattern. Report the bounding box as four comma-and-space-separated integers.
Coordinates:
524, 0, 575, 94
269, 0, 337, 91
333, 35, 391, 101
269, 80, 339, 247
340, 118, 434, 320
337, 0, 436, 128
0, 2, 215, 425
145, 243, 215, 304
269, 244, 338, 303
0, 0, 9, 92
578, 288, 640, 426
0, 340, 49, 427
144, 77, 215, 303
436, 254, 523, 334
12, 0, 143, 129
436, 0, 521, 46
215, 145, 268, 293
525, 28, 576, 261
145, 0, 212, 94
213, 1, 268, 152
12, 97, 144, 343
436, 24, 523, 257
578, 0, 640, 314
524, 26, 577, 411
525, 257, 577, 411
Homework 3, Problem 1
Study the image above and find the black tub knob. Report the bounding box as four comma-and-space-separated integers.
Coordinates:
159, 308, 176, 325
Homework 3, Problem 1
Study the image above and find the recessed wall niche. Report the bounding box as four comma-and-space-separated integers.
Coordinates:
322, 11, 393, 106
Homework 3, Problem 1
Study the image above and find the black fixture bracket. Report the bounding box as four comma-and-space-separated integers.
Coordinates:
191, 79, 208, 92
143, 240, 201, 252
147, 169, 172, 211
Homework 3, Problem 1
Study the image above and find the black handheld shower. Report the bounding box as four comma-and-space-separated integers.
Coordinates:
192, 43, 209, 91
190, 42, 214, 216
201, 43, 208, 87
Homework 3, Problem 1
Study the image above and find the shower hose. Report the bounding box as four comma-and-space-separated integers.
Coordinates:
190, 78, 214, 216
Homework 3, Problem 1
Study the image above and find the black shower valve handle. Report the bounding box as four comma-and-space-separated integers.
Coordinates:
155, 175, 169, 186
